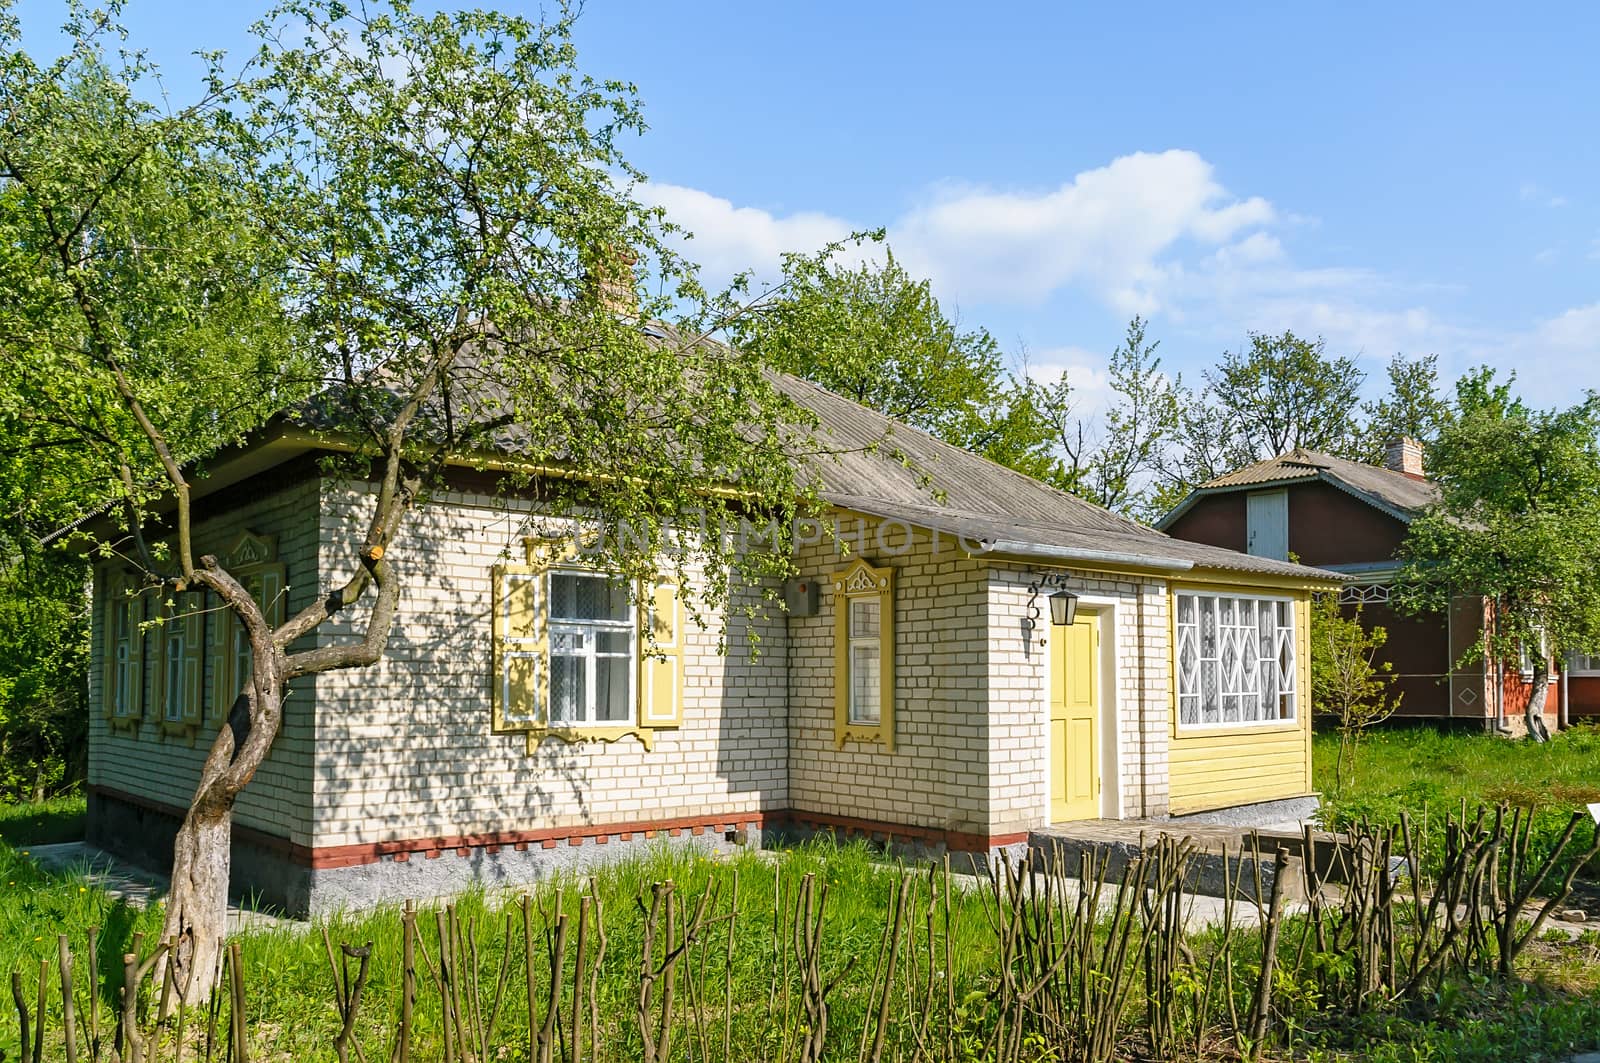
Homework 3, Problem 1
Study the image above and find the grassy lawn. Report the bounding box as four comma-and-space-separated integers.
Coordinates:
4, 767, 1600, 1061
1314, 722, 1600, 820
0, 793, 86, 848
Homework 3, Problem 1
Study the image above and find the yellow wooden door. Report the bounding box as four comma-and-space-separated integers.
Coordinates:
1050, 613, 1100, 822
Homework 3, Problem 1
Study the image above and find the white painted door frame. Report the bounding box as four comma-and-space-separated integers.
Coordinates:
1039, 594, 1125, 824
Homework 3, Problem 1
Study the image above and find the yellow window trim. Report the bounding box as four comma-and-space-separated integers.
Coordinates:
526, 725, 656, 753
490, 544, 683, 751
832, 558, 895, 752
151, 588, 206, 739
208, 551, 287, 740
102, 570, 147, 728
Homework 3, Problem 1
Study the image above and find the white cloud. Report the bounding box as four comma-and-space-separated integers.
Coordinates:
1019, 346, 1115, 420
644, 150, 1276, 314
640, 158, 1600, 409
892, 150, 1274, 310
638, 183, 853, 284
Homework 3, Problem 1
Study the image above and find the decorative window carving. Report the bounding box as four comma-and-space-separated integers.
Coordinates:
832, 559, 895, 751
207, 531, 287, 731
154, 590, 205, 733
1175, 591, 1297, 728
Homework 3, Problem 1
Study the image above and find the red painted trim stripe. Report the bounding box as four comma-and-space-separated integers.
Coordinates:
88, 785, 1024, 869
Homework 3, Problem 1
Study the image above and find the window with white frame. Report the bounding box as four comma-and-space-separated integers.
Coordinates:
163, 623, 188, 723
548, 570, 636, 725
110, 592, 140, 717
1175, 592, 1296, 727
847, 597, 882, 725
1568, 653, 1600, 676
1519, 633, 1549, 679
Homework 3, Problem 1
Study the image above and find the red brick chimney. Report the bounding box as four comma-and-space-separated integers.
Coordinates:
1384, 437, 1426, 479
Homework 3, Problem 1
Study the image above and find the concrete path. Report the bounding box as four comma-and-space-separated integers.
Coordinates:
942, 863, 1300, 932
22, 841, 297, 936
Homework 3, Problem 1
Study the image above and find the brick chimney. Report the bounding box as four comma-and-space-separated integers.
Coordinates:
1384, 437, 1426, 479
583, 243, 638, 317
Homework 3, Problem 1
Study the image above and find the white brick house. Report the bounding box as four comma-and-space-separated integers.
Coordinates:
85, 373, 1340, 914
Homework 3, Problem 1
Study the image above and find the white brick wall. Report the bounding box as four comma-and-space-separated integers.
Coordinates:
88, 475, 1216, 856
983, 566, 1172, 833
309, 481, 788, 848
786, 522, 994, 838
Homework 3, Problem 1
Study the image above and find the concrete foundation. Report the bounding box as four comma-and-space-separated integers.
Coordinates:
88, 789, 314, 915
1166, 793, 1320, 829
1026, 818, 1355, 903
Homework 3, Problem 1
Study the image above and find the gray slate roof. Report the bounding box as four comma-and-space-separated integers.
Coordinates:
1156, 448, 1439, 529
773, 375, 1338, 581
268, 324, 1339, 582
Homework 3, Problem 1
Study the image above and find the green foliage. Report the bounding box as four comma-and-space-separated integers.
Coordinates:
1045, 316, 1180, 519
0, 1, 304, 537
0, 547, 87, 802
0, 793, 85, 847
1396, 369, 1600, 689
1310, 594, 1401, 790
1361, 352, 1450, 459
239, 0, 817, 616
729, 243, 1056, 481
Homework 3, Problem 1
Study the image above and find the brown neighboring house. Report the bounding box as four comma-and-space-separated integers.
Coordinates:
1157, 440, 1593, 730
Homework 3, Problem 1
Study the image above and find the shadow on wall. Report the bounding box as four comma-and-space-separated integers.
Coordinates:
308, 487, 789, 897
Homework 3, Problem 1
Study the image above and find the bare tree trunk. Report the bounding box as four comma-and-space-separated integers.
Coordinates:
162, 808, 235, 1005
155, 646, 286, 1005
1525, 658, 1551, 742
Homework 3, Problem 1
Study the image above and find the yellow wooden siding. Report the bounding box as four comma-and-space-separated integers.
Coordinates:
1167, 590, 1315, 815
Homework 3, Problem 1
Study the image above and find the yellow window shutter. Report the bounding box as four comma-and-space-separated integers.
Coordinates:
127, 584, 146, 720
639, 578, 683, 728
181, 592, 205, 725
102, 572, 143, 720
492, 563, 545, 732
206, 590, 232, 722
257, 563, 288, 628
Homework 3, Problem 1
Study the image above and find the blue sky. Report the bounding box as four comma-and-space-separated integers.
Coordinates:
16, 1, 1600, 412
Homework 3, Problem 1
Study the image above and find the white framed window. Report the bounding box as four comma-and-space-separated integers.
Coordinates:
547, 570, 636, 726
847, 597, 882, 725
163, 628, 187, 723
1519, 633, 1550, 680
1176, 591, 1296, 728
110, 593, 140, 717
1568, 653, 1600, 677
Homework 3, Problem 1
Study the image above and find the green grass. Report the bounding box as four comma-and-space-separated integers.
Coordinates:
4, 782, 1600, 1061
0, 793, 86, 847
1314, 724, 1600, 884
1, 834, 1004, 1061
1315, 723, 1600, 817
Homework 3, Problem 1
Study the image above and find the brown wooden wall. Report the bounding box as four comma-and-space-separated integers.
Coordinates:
1354, 601, 1454, 718
1568, 677, 1600, 718
1164, 491, 1247, 554
1164, 481, 1408, 569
